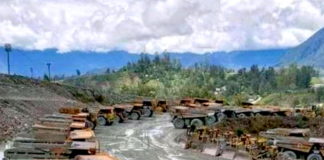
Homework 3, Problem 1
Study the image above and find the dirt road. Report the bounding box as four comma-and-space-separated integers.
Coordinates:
96, 113, 225, 160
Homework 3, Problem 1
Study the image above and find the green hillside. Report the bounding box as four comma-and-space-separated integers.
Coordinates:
63, 54, 324, 106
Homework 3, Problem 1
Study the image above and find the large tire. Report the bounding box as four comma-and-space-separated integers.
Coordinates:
237, 113, 247, 118
92, 120, 97, 130
205, 116, 217, 125
190, 119, 204, 127
131, 112, 140, 120
273, 113, 280, 117
85, 120, 94, 129
255, 113, 262, 117
173, 118, 185, 129
143, 109, 153, 117
307, 153, 323, 160
283, 150, 297, 159
231, 112, 237, 118
114, 115, 121, 124
217, 113, 226, 122
89, 121, 95, 129
107, 121, 113, 125
97, 117, 107, 126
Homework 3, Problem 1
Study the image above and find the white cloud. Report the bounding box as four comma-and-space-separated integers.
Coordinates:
0, 0, 323, 54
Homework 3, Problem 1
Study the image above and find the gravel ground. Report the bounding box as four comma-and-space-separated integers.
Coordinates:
96, 113, 225, 160
0, 74, 134, 140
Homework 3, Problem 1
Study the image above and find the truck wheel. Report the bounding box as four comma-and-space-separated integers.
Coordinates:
217, 113, 226, 122
190, 119, 204, 127
173, 118, 185, 129
307, 153, 323, 160
89, 121, 95, 129
255, 113, 262, 117
131, 112, 140, 120
92, 120, 97, 130
283, 150, 297, 159
273, 113, 280, 117
205, 116, 216, 125
114, 115, 121, 124
97, 117, 107, 126
144, 109, 153, 117
143, 109, 151, 117
231, 112, 237, 118
237, 113, 247, 118
85, 120, 95, 129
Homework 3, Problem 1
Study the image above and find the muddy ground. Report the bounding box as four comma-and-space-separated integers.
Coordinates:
96, 113, 226, 160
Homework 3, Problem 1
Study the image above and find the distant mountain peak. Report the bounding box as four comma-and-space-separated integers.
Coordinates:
279, 27, 324, 68
0, 47, 286, 76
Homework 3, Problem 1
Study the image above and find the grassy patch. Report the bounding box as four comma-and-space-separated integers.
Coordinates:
311, 77, 323, 85
259, 91, 316, 107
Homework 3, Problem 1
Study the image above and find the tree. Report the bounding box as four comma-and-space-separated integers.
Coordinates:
297, 66, 313, 88
106, 68, 111, 74
43, 74, 50, 81
153, 53, 161, 64
76, 69, 81, 76
316, 87, 324, 103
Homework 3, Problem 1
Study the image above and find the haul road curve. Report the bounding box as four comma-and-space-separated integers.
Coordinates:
96, 113, 225, 160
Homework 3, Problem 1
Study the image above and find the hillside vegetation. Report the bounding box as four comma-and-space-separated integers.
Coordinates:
64, 54, 324, 106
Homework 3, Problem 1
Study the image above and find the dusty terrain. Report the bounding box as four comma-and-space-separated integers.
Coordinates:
96, 113, 225, 160
0, 74, 134, 140
0, 75, 76, 139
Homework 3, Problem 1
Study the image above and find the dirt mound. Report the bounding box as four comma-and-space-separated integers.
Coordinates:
0, 74, 136, 140
214, 116, 324, 137
0, 74, 136, 104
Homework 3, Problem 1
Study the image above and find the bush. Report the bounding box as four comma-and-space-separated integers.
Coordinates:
235, 129, 244, 137
95, 95, 105, 103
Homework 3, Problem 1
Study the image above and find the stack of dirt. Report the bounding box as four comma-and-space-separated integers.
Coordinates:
0, 74, 135, 140
214, 116, 324, 137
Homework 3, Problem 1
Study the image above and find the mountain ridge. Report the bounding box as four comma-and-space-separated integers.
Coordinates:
279, 27, 324, 68
0, 48, 287, 77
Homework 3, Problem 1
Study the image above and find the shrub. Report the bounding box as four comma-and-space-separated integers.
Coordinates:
235, 129, 244, 137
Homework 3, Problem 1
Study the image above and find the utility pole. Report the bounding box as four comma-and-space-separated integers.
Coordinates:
46, 63, 51, 81
4, 44, 11, 75
30, 67, 33, 78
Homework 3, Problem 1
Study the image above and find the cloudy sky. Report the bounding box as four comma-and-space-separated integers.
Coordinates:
0, 0, 324, 54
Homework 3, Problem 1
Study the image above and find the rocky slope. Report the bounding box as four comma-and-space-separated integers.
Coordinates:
0, 74, 135, 140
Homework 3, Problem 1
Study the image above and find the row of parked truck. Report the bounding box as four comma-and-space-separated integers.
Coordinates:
179, 126, 324, 160
56, 98, 321, 131
3, 106, 120, 160
2, 99, 168, 160
168, 98, 324, 129
169, 98, 295, 129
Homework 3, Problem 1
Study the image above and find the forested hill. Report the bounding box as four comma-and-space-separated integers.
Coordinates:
63, 54, 323, 106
